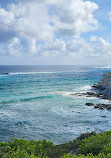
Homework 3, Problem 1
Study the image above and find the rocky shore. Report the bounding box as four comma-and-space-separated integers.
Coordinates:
73, 72, 111, 110
92, 72, 111, 99
73, 91, 106, 99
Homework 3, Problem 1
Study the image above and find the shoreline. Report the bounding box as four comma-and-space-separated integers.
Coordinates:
72, 72, 111, 110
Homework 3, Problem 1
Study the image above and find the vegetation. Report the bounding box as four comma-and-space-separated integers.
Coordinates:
1, 131, 111, 157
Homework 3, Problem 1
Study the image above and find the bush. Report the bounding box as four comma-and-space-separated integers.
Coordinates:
79, 131, 111, 155
1, 130, 111, 158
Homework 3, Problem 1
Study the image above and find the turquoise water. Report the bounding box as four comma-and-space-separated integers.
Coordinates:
0, 65, 111, 144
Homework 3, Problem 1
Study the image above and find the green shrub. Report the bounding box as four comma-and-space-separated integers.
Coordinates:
79, 131, 111, 155
1, 130, 111, 158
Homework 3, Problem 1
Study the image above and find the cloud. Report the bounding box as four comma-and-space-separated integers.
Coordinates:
0, 0, 104, 65
90, 36, 111, 57
0, 0, 98, 41
7, 37, 22, 56
0, 1, 54, 42
50, 0, 98, 37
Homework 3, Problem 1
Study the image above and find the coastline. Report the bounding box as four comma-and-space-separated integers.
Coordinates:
73, 72, 111, 110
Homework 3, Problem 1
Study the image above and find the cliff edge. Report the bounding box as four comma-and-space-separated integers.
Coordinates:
93, 72, 111, 99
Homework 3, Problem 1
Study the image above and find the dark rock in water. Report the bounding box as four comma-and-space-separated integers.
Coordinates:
100, 115, 106, 118
99, 106, 104, 110
73, 91, 107, 100
85, 103, 111, 110
85, 103, 94, 106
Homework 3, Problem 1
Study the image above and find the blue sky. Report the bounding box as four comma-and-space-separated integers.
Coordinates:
0, 0, 111, 65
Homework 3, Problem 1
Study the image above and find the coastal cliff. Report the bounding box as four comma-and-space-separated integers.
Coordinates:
73, 72, 111, 109
92, 72, 111, 99
85, 72, 111, 109
73, 72, 111, 100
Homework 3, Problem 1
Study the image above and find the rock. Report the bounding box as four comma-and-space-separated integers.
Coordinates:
85, 103, 94, 106
92, 72, 111, 99
99, 106, 104, 110
85, 103, 111, 110
94, 106, 99, 109
100, 115, 106, 118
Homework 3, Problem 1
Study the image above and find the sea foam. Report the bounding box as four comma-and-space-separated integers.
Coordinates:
9, 72, 58, 75
95, 65, 111, 69
78, 85, 92, 91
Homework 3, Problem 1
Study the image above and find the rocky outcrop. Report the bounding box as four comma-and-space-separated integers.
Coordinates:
73, 72, 111, 110
85, 103, 111, 110
72, 72, 111, 110
92, 72, 111, 99
73, 92, 106, 99
73, 72, 111, 100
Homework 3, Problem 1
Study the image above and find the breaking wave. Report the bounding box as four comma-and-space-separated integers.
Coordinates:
78, 85, 92, 92
95, 65, 111, 69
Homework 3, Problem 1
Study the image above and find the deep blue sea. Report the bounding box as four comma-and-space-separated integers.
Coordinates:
0, 65, 111, 144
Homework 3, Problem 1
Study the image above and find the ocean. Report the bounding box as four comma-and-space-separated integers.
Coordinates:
0, 65, 111, 144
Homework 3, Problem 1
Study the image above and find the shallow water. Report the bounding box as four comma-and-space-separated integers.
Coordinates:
0, 65, 111, 144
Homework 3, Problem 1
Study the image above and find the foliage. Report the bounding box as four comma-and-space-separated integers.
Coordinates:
79, 131, 111, 155
1, 131, 111, 158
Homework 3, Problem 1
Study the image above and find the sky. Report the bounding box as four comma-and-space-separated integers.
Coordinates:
0, 0, 111, 65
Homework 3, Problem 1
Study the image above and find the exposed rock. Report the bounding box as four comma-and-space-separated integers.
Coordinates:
92, 72, 111, 99
85, 103, 111, 110
73, 72, 111, 110
85, 103, 94, 106
100, 115, 106, 118
73, 92, 107, 99
72, 72, 111, 100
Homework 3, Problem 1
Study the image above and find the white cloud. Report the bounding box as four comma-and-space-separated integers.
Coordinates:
7, 37, 22, 56
90, 36, 111, 57
0, 0, 105, 65
0, 0, 98, 41
0, 2, 54, 41
51, 0, 98, 37
0, 8, 14, 24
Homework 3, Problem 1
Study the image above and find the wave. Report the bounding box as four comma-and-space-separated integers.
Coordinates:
0, 72, 58, 76
53, 91, 75, 97
0, 95, 53, 104
10, 72, 58, 75
95, 65, 111, 69
53, 91, 99, 100
53, 85, 92, 97
0, 69, 84, 76
78, 85, 92, 91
